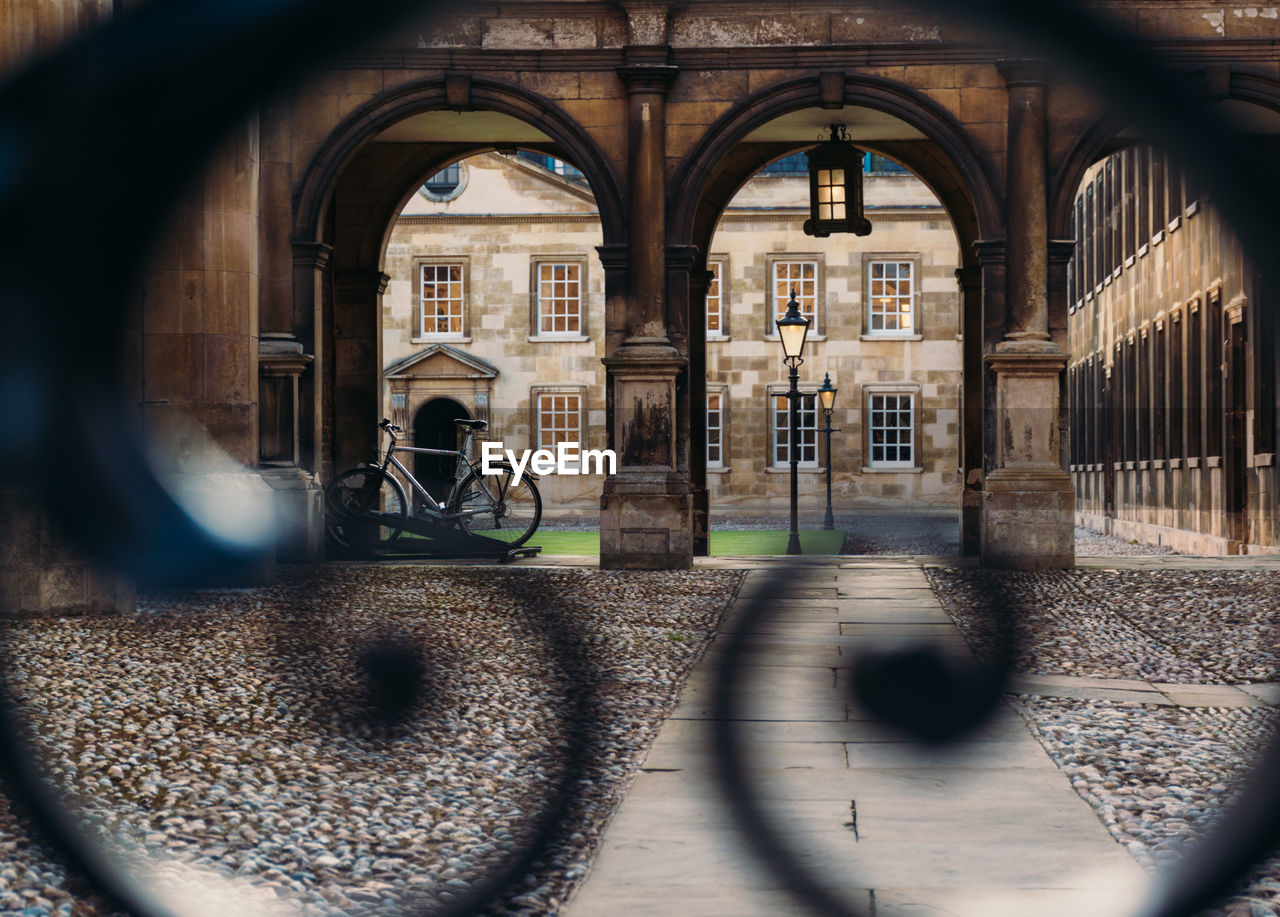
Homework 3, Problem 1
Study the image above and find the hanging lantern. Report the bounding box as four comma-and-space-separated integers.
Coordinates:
803, 124, 872, 238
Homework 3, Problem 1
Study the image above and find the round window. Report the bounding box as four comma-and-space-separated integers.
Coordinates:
419, 161, 467, 202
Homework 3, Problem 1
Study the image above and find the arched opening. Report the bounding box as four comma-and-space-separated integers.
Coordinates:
1054, 84, 1280, 555
413, 397, 469, 506
290, 79, 624, 496
669, 76, 1001, 555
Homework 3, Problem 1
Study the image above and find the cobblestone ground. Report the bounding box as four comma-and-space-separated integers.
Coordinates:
0, 565, 742, 917
927, 566, 1280, 917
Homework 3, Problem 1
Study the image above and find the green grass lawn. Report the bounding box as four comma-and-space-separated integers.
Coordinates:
527, 529, 846, 556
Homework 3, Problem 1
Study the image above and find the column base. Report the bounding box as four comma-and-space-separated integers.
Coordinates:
961, 482, 982, 556
0, 489, 136, 617
147, 470, 277, 587
262, 467, 325, 563
600, 472, 692, 569
692, 487, 709, 556
981, 468, 1074, 569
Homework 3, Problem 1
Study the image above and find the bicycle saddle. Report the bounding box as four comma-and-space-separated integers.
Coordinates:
454, 418, 488, 429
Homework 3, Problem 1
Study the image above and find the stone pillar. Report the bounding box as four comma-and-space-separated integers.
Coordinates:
258, 104, 324, 564
957, 263, 983, 556
139, 115, 274, 585
981, 61, 1073, 569
599, 55, 691, 570
332, 271, 389, 476
0, 0, 136, 614
688, 259, 714, 557
291, 242, 332, 477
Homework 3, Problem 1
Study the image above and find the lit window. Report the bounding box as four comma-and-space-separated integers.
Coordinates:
772, 260, 818, 327
707, 392, 724, 467
772, 393, 818, 468
868, 260, 914, 333
815, 168, 846, 221
868, 393, 915, 466
420, 264, 464, 336
537, 392, 581, 449
706, 261, 724, 335
537, 262, 582, 335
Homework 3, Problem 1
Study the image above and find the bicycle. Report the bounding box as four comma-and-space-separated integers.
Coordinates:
325, 418, 542, 551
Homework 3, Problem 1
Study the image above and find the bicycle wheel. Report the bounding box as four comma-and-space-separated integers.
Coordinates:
325, 467, 407, 549
451, 466, 542, 548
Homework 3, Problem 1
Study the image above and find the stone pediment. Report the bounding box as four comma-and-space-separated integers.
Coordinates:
384, 344, 499, 380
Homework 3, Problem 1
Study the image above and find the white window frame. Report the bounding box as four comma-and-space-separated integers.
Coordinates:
767, 256, 821, 336
706, 387, 727, 469
532, 388, 585, 450
416, 260, 468, 340
862, 253, 921, 340
866, 258, 916, 336
532, 258, 588, 339
706, 258, 728, 339
864, 387, 919, 470
769, 388, 819, 470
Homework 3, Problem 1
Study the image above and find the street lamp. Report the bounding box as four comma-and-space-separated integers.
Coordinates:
818, 373, 839, 531
776, 290, 811, 556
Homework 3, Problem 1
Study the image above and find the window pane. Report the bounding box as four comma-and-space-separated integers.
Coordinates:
706, 261, 723, 334
772, 393, 818, 467
538, 262, 582, 336
773, 261, 818, 326
868, 393, 915, 466
867, 260, 914, 336
538, 393, 581, 449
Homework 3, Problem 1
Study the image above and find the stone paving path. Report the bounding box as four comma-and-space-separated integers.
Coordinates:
562, 557, 1151, 917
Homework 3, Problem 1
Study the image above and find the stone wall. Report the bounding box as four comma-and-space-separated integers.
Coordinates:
379, 151, 962, 515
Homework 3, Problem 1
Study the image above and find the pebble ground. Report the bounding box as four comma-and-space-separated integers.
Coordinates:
927, 559, 1280, 917
0, 565, 742, 917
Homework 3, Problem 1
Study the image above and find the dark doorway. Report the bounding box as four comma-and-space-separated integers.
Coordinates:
1227, 317, 1248, 549
413, 398, 469, 506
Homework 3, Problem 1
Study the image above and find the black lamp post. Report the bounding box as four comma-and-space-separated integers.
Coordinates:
818, 373, 839, 531
776, 290, 811, 556
803, 124, 873, 238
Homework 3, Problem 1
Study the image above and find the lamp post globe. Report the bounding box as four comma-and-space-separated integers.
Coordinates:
818, 373, 839, 531
775, 291, 810, 556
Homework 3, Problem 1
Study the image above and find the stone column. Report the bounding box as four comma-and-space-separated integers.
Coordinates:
138, 115, 274, 584
957, 263, 983, 556
332, 271, 389, 476
687, 259, 714, 557
981, 61, 1073, 569
0, 0, 136, 614
258, 103, 324, 563
599, 55, 691, 570
291, 241, 332, 477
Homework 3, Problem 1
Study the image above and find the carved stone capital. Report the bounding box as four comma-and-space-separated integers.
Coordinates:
291, 241, 333, 270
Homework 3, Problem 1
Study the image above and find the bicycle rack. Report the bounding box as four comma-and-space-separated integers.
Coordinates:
327, 505, 543, 563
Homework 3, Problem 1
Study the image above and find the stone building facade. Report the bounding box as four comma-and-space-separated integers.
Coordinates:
1068, 148, 1279, 554
380, 151, 962, 515
12, 1, 1280, 607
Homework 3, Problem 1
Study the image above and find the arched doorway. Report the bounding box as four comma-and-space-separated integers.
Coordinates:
413, 397, 469, 507
667, 74, 1001, 557
290, 77, 625, 485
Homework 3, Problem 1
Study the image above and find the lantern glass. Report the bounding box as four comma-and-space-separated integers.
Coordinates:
776, 300, 810, 361
818, 375, 837, 413
804, 125, 872, 238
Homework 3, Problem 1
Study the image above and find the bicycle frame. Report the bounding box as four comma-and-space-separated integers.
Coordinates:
377, 426, 475, 518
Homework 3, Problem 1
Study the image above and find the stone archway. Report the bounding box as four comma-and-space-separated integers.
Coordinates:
289, 77, 625, 482
667, 73, 1002, 557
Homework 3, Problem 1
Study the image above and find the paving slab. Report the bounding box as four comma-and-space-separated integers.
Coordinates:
1239, 683, 1280, 704
1151, 684, 1267, 707
564, 561, 1146, 917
